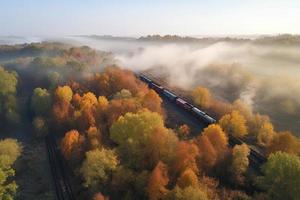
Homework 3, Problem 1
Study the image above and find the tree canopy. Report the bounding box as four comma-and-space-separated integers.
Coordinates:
230, 144, 250, 185
81, 148, 119, 189
191, 86, 212, 109
0, 66, 18, 98
109, 109, 177, 170
147, 161, 169, 200
219, 111, 248, 138
0, 139, 22, 200
31, 88, 52, 116
259, 152, 300, 200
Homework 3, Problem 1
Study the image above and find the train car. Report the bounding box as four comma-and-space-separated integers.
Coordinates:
192, 107, 216, 124
176, 98, 193, 111
192, 107, 206, 117
204, 114, 216, 124
139, 74, 152, 84
163, 89, 177, 101
150, 82, 164, 93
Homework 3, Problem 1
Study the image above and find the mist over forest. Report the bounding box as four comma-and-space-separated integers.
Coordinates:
0, 34, 300, 200
3, 35, 297, 136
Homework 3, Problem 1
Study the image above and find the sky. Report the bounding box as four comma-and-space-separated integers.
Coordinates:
0, 0, 300, 37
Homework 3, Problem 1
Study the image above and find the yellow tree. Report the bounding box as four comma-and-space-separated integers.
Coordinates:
53, 85, 74, 124
257, 122, 276, 147
219, 111, 248, 138
74, 92, 98, 130
110, 109, 165, 168
55, 85, 73, 103
81, 148, 119, 188
202, 124, 228, 157
177, 168, 199, 188
191, 86, 212, 109
230, 144, 250, 185
98, 96, 109, 109
267, 131, 300, 155
79, 92, 98, 109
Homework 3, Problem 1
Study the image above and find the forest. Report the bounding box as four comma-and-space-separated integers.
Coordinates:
0, 42, 299, 200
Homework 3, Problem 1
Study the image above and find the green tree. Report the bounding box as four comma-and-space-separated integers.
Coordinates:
0, 66, 19, 124
0, 66, 18, 98
0, 139, 22, 200
0, 139, 22, 167
31, 88, 52, 116
258, 152, 300, 200
81, 148, 119, 189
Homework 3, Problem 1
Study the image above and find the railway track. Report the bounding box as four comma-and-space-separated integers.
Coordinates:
138, 73, 267, 171
46, 135, 75, 200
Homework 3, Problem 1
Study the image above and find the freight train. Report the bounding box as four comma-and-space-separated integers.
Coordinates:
140, 74, 216, 124
139, 73, 267, 166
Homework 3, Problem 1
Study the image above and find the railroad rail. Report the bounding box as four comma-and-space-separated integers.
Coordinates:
138, 73, 267, 170
46, 134, 75, 200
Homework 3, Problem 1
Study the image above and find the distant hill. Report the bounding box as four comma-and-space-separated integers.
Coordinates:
254, 34, 300, 45
79, 35, 136, 41
139, 34, 300, 45
138, 34, 251, 44
81, 34, 300, 46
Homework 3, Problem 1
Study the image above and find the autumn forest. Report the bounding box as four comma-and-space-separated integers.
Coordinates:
0, 41, 299, 200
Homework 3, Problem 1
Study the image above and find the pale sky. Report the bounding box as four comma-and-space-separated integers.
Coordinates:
0, 0, 300, 36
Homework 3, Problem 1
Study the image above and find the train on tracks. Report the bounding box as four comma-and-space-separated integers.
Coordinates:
140, 74, 216, 124
139, 73, 267, 167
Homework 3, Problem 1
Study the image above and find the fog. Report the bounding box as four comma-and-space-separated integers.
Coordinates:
1, 36, 299, 135
67, 37, 300, 135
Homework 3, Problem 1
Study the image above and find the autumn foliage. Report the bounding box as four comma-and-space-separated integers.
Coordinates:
267, 131, 300, 155
177, 168, 199, 188
219, 111, 248, 138
61, 130, 85, 162
89, 66, 148, 97
172, 141, 199, 175
147, 161, 169, 200
44, 65, 300, 199
192, 86, 212, 109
